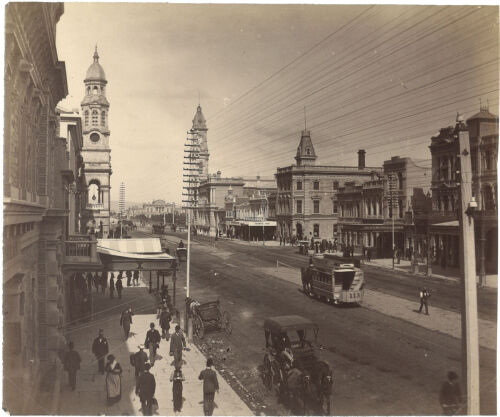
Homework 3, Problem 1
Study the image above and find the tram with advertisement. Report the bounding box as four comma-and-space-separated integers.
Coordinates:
301, 254, 365, 304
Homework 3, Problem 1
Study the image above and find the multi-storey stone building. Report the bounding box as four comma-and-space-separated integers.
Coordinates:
426, 107, 498, 282
80, 48, 112, 237
275, 129, 380, 240
3, 3, 71, 413
337, 156, 432, 257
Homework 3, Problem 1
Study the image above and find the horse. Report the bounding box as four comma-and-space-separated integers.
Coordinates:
311, 360, 333, 415
282, 367, 314, 415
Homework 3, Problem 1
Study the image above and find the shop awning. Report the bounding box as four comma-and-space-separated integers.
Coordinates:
241, 221, 277, 227
97, 238, 175, 271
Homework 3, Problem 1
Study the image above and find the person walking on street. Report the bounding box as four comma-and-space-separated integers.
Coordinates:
137, 363, 156, 416
86, 272, 93, 293
116, 276, 123, 299
101, 271, 108, 294
120, 308, 133, 339
145, 323, 161, 366
159, 307, 172, 340
439, 371, 462, 415
199, 358, 219, 416
63, 341, 81, 391
169, 325, 187, 369
109, 273, 115, 299
132, 345, 148, 394
93, 272, 100, 292
133, 270, 139, 286
92, 329, 109, 374
418, 287, 431, 315
105, 354, 122, 405
170, 365, 185, 413
367, 247, 372, 262
126, 270, 132, 287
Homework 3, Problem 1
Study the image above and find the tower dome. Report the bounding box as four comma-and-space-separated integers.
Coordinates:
85, 47, 106, 81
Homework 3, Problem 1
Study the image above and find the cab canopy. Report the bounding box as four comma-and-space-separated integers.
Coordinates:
264, 315, 318, 334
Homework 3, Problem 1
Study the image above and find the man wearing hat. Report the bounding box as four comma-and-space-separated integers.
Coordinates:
137, 363, 156, 416
120, 308, 133, 340
144, 323, 161, 366
133, 345, 149, 394
92, 329, 109, 374
169, 325, 187, 369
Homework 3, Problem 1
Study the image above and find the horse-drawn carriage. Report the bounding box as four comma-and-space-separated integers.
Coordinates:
262, 315, 333, 415
152, 224, 165, 234
175, 247, 187, 262
186, 297, 232, 339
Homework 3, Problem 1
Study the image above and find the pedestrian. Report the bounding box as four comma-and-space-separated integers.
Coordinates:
101, 271, 108, 294
367, 248, 372, 262
159, 307, 172, 340
105, 354, 122, 406
120, 308, 133, 339
132, 344, 149, 394
137, 363, 156, 416
93, 272, 100, 292
439, 371, 462, 415
92, 329, 109, 374
133, 270, 140, 286
279, 235, 282, 246
116, 276, 123, 299
145, 323, 161, 366
350, 245, 354, 257
63, 341, 81, 391
169, 325, 187, 369
86, 272, 93, 293
170, 365, 185, 413
178, 240, 184, 248
198, 358, 219, 416
126, 270, 132, 287
109, 273, 115, 299
418, 287, 431, 315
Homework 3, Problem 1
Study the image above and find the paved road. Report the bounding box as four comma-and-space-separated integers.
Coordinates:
133, 229, 497, 415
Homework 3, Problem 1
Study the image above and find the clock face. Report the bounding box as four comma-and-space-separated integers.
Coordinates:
90, 133, 100, 143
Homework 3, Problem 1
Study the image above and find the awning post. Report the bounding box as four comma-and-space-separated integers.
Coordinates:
149, 270, 152, 294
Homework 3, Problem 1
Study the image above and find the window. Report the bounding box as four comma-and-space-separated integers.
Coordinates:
313, 224, 320, 237
101, 111, 106, 126
93, 86, 98, 95
333, 181, 339, 190
92, 110, 98, 126
398, 172, 403, 190
399, 199, 404, 218
333, 201, 338, 214
306, 147, 311, 155
84, 111, 89, 126
313, 181, 319, 190
87, 86, 90, 95
296, 181, 302, 190
313, 200, 320, 214
296, 200, 302, 214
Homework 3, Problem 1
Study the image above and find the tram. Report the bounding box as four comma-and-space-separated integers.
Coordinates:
301, 254, 365, 304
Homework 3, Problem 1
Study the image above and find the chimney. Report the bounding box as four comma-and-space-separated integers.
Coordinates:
358, 149, 366, 170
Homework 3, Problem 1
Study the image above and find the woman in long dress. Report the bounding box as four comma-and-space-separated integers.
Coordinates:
170, 365, 185, 412
105, 354, 122, 405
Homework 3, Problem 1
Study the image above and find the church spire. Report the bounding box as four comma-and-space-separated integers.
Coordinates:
93, 45, 99, 63
295, 128, 317, 167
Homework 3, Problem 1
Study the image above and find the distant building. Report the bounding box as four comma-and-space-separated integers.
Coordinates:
128, 199, 179, 219
80, 47, 112, 237
336, 156, 432, 257
275, 129, 381, 240
119, 182, 126, 216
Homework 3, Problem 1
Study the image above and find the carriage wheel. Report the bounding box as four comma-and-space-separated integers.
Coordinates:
222, 311, 232, 335
194, 316, 204, 339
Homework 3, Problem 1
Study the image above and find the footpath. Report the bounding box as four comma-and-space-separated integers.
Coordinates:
57, 275, 252, 416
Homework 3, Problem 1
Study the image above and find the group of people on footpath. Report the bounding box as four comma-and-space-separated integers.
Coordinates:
84, 269, 141, 298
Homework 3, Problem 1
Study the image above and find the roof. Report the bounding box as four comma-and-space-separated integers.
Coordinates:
85, 47, 106, 81
467, 108, 498, 122
295, 129, 317, 165
264, 315, 318, 333
432, 220, 459, 227
98, 238, 164, 254
192, 105, 207, 130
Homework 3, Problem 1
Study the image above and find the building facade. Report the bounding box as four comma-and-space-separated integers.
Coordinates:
275, 129, 381, 241
337, 156, 432, 257
80, 47, 112, 237
128, 199, 179, 218
426, 108, 498, 281
3, 3, 71, 413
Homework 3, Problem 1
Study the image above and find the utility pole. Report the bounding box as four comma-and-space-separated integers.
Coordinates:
387, 173, 396, 268
182, 129, 200, 337
172, 202, 175, 225
456, 117, 480, 415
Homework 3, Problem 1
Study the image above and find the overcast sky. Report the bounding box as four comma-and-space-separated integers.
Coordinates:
56, 4, 499, 204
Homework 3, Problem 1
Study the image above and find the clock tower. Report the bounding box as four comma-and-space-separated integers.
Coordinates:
80, 47, 112, 237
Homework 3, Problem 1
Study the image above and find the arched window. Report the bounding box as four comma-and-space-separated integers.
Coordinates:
484, 185, 495, 210
88, 180, 101, 204
306, 147, 311, 155
87, 86, 90, 95
93, 86, 99, 95
92, 110, 98, 126
84, 110, 89, 126
101, 111, 106, 126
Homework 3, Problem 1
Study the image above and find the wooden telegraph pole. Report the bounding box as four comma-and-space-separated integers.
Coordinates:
456, 116, 480, 415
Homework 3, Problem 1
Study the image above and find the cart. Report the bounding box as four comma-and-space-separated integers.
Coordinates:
176, 247, 187, 262
187, 298, 232, 339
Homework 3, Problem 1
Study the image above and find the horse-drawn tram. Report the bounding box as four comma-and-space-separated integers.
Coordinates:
262, 315, 333, 415
301, 254, 365, 305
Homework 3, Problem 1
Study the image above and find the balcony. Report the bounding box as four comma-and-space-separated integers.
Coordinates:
86, 203, 104, 210
61, 235, 102, 271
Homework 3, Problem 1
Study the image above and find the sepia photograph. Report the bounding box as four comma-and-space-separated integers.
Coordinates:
3, 2, 498, 415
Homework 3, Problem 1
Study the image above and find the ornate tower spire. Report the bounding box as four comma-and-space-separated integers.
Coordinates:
192, 104, 209, 179
93, 44, 99, 63
295, 128, 317, 166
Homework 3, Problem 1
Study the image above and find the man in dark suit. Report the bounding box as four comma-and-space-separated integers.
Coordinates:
91, 329, 109, 374
169, 325, 186, 369
120, 308, 133, 339
133, 345, 149, 394
198, 358, 219, 416
144, 323, 161, 366
137, 363, 156, 416
63, 341, 81, 390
